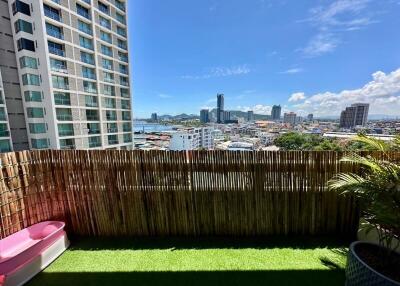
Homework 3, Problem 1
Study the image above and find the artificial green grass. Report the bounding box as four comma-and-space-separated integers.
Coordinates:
27, 237, 349, 286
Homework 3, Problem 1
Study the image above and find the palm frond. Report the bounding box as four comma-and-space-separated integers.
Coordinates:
328, 173, 366, 192
340, 153, 382, 172
353, 134, 390, 152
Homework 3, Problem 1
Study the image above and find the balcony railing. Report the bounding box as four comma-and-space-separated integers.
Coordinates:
0, 150, 363, 239
51, 64, 68, 73
49, 46, 65, 57
44, 10, 62, 22
56, 114, 73, 121
0, 130, 10, 137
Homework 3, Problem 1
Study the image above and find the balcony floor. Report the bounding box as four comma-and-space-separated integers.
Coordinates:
27, 237, 348, 286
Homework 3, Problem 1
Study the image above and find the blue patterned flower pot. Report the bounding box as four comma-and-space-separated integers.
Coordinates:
346, 241, 400, 286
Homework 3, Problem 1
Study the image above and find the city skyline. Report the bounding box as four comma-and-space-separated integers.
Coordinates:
130, 0, 400, 118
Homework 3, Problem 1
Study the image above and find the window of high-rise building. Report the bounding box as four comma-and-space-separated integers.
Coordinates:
76, 3, 90, 19
60, 138, 75, 149
115, 0, 125, 11
22, 74, 40, 86
58, 123, 74, 137
101, 44, 113, 57
27, 107, 44, 118
87, 123, 100, 134
99, 16, 111, 29
31, 138, 49, 149
80, 51, 95, 65
19, 56, 38, 69
0, 108, 7, 121
17, 38, 35, 52
54, 92, 71, 105
98, 1, 109, 15
116, 12, 126, 24
52, 75, 69, 90
79, 35, 94, 50
50, 58, 67, 72
106, 110, 117, 121
102, 58, 113, 70
56, 108, 72, 121
120, 88, 129, 98
24, 91, 42, 102
85, 95, 98, 107
0, 123, 10, 137
104, 97, 116, 108
116, 26, 126, 37
46, 22, 64, 39
29, 123, 46, 134
121, 99, 130, 110
12, 0, 31, 16
43, 4, 61, 22
86, 109, 99, 121
83, 81, 97, 93
88, 136, 101, 148
100, 31, 112, 44
48, 41, 64, 56
78, 20, 92, 35
103, 84, 115, 96
82, 66, 96, 79
14, 19, 33, 34
103, 72, 114, 83
108, 134, 118, 145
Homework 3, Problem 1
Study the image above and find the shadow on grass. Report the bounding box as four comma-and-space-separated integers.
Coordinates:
68, 235, 352, 251
27, 269, 345, 286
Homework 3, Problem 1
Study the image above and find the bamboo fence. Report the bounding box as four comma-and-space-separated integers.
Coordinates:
2, 150, 393, 239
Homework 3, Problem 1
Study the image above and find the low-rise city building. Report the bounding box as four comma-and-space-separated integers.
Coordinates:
169, 127, 214, 150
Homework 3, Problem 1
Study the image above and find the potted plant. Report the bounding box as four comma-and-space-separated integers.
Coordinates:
328, 134, 400, 285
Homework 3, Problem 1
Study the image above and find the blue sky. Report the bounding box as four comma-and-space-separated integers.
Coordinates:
129, 0, 400, 118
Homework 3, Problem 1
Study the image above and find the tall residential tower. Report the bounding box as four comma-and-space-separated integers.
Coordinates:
271, 105, 281, 120
216, 93, 224, 123
0, 0, 30, 151
340, 103, 369, 129
200, 109, 209, 123
6, 0, 133, 150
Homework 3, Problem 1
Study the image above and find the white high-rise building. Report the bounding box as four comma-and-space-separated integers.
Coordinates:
0, 71, 14, 152
169, 127, 214, 151
283, 112, 297, 125
5, 0, 133, 150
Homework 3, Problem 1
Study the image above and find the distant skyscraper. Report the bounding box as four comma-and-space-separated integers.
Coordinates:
340, 103, 369, 128
223, 111, 231, 122
247, 111, 254, 122
151, 113, 158, 122
271, 105, 281, 120
200, 109, 209, 123
283, 112, 297, 125
217, 94, 224, 123
307, 114, 314, 122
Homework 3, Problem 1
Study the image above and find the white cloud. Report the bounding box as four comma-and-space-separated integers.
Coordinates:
158, 94, 172, 99
290, 68, 400, 116
243, 89, 256, 94
206, 98, 217, 104
300, 0, 378, 57
181, 65, 250, 80
301, 33, 339, 57
238, 104, 272, 115
288, 92, 306, 102
307, 0, 373, 28
280, 68, 304, 74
